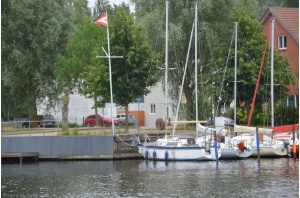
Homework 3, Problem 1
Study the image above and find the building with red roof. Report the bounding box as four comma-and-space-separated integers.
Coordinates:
260, 7, 299, 107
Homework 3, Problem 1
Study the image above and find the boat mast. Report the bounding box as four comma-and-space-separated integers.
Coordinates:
195, 2, 198, 136
271, 19, 275, 128
234, 22, 237, 126
165, 0, 169, 130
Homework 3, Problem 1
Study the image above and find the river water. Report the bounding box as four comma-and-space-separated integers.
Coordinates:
1, 158, 299, 198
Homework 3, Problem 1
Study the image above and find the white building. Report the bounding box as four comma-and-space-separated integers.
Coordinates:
38, 81, 176, 128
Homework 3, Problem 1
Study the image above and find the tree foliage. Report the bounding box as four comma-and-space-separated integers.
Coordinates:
54, 18, 108, 126
109, 8, 157, 106
55, 8, 157, 128
1, 0, 90, 119
131, 0, 296, 123
256, 0, 299, 19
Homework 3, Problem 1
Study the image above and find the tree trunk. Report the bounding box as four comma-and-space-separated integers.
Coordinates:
62, 87, 70, 132
94, 95, 99, 126
125, 104, 129, 131
30, 106, 38, 128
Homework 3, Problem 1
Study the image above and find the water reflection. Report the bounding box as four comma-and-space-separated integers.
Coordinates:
2, 158, 299, 197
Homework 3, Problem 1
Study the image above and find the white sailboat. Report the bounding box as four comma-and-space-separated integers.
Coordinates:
137, 1, 221, 161
233, 19, 289, 158
196, 22, 253, 159
234, 125, 289, 157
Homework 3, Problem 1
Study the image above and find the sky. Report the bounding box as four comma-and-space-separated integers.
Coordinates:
88, 0, 131, 8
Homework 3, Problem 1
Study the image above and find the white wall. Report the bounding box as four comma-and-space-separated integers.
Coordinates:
38, 91, 99, 125
144, 82, 176, 128
38, 82, 174, 127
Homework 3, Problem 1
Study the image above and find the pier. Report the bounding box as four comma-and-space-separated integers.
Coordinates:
2, 152, 39, 164
1, 134, 165, 162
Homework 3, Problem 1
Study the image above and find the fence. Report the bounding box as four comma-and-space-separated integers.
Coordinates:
1, 120, 61, 136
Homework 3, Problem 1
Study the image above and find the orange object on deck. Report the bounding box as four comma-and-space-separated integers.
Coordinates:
238, 141, 245, 152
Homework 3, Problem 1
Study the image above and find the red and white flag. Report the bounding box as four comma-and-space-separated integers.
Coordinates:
95, 14, 107, 26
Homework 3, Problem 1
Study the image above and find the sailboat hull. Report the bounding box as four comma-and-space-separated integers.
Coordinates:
137, 145, 221, 161
220, 147, 252, 159
250, 145, 289, 157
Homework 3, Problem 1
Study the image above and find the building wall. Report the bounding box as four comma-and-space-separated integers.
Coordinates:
37, 84, 175, 128
38, 91, 97, 125
261, 16, 299, 95
143, 82, 176, 128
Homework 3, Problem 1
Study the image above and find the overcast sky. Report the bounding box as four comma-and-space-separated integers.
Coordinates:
88, 0, 131, 8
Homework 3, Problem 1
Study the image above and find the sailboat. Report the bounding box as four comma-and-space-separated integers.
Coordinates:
234, 19, 290, 157
137, 1, 221, 161
196, 22, 253, 159
273, 124, 299, 156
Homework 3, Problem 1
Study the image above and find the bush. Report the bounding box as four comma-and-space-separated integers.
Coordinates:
227, 103, 298, 126
274, 104, 299, 125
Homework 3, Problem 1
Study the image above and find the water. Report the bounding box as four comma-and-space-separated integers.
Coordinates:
1, 158, 299, 197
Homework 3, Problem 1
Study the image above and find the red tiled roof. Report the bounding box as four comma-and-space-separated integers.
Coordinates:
260, 7, 299, 42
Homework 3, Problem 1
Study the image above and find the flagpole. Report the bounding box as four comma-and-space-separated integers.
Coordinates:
106, 11, 115, 135
95, 12, 123, 135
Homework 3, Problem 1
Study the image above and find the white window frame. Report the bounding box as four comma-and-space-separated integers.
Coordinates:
278, 35, 287, 50
150, 104, 156, 115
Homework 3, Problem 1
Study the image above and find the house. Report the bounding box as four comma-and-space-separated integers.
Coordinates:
260, 7, 299, 107
142, 81, 176, 128
38, 82, 175, 128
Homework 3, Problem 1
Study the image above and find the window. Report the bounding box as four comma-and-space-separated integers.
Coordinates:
150, 104, 156, 114
278, 35, 287, 49
168, 103, 174, 115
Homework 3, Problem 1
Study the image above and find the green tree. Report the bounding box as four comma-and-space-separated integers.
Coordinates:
256, 0, 299, 19
55, 9, 158, 130
217, 7, 295, 125
109, 8, 158, 129
55, 18, 108, 126
274, 103, 299, 125
1, 0, 90, 121
130, 0, 295, 125
131, 0, 248, 121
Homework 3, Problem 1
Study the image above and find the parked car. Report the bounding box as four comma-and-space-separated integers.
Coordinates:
84, 114, 119, 127
22, 115, 55, 128
116, 113, 136, 125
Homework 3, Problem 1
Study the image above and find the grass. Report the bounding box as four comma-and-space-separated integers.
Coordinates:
2, 122, 235, 136
25, 125, 132, 136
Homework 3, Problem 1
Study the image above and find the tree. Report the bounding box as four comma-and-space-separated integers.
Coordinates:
256, 0, 299, 19
1, 0, 90, 121
210, 7, 295, 125
55, 18, 108, 126
55, 8, 158, 130
131, 0, 239, 120
130, 0, 295, 124
108, 8, 158, 129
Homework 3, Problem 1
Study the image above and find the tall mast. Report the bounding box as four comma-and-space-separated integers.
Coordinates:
234, 22, 237, 125
165, 0, 169, 128
195, 2, 198, 136
271, 19, 275, 128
